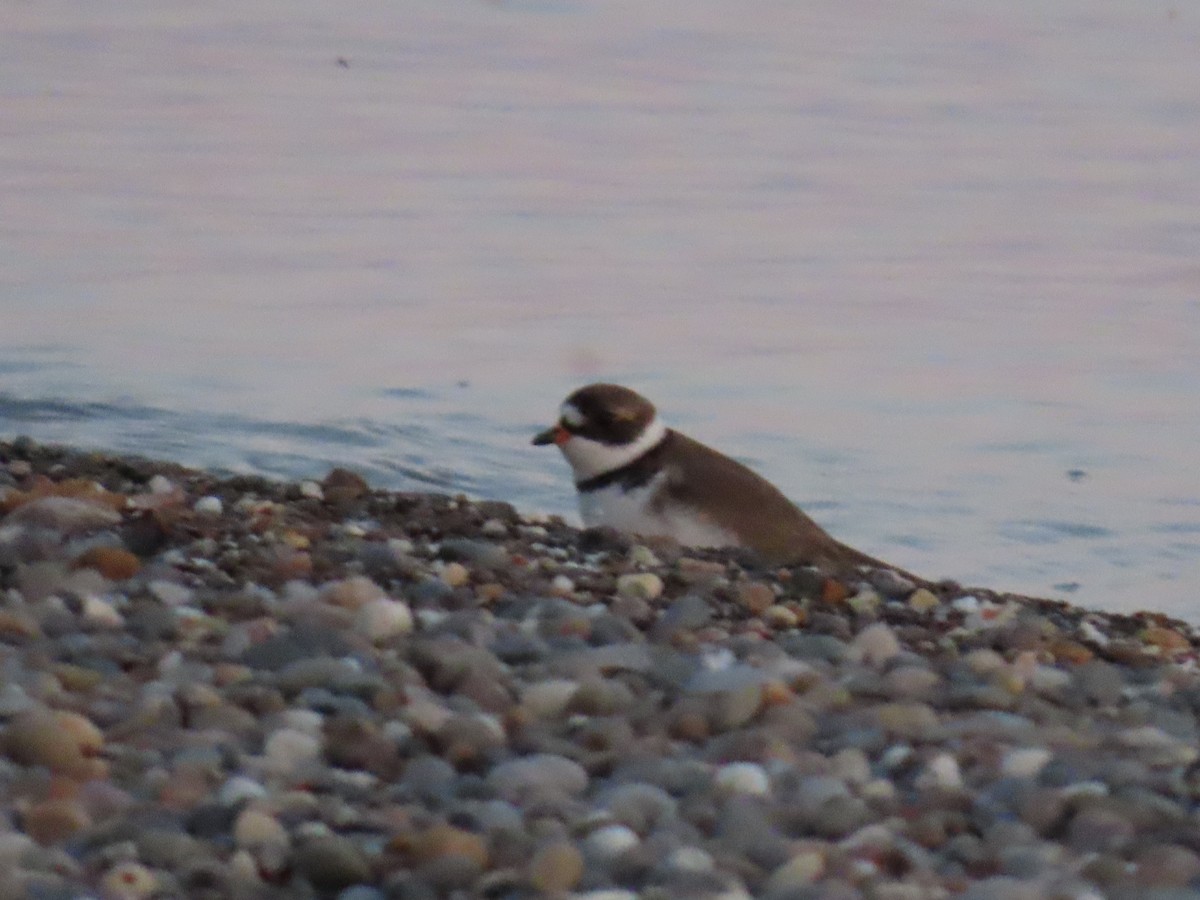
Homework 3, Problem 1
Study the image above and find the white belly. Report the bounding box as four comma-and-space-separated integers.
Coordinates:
578, 477, 739, 549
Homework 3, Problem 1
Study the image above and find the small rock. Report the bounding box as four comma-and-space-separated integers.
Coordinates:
23, 798, 92, 845
714, 762, 770, 796
234, 808, 289, 849
299, 480, 325, 500
915, 752, 963, 790
149, 579, 194, 607
851, 622, 902, 668
907, 587, 940, 613
72, 545, 141, 580
322, 467, 370, 504
583, 824, 639, 860
763, 604, 800, 629
262, 727, 323, 777
353, 597, 414, 642
735, 581, 775, 614
765, 850, 826, 893
100, 861, 157, 900
193, 495, 223, 516
1140, 625, 1191, 656
440, 562, 470, 588
4, 708, 104, 777
847, 588, 882, 614
1134, 843, 1200, 887
296, 835, 372, 891
413, 822, 488, 870
616, 572, 663, 601
629, 545, 661, 567
322, 575, 386, 610
676, 557, 726, 583
148, 474, 175, 494
8, 495, 122, 533
1001, 747, 1053, 779
521, 679, 579, 719
529, 841, 584, 893
875, 702, 940, 739
489, 754, 589, 801
82, 594, 125, 628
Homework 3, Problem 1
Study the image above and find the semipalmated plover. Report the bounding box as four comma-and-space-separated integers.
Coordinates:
533, 383, 905, 574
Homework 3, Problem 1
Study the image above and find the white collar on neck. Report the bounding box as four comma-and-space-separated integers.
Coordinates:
558, 415, 667, 481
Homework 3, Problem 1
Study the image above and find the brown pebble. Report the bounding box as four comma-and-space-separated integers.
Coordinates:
53, 663, 104, 692
761, 679, 795, 707
322, 467, 370, 504
440, 562, 471, 588
0, 609, 41, 639
736, 581, 775, 615
821, 578, 850, 605
321, 575, 386, 610
1141, 625, 1191, 656
676, 556, 726, 583
270, 548, 313, 580
23, 798, 92, 845
529, 840, 584, 893
476, 582, 505, 604
4, 709, 104, 778
413, 823, 489, 869
1048, 638, 1094, 665
71, 546, 141, 580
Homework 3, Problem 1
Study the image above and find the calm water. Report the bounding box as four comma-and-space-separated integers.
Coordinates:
3, 0, 1198, 616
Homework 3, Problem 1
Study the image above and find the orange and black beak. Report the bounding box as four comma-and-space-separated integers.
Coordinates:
532, 423, 571, 446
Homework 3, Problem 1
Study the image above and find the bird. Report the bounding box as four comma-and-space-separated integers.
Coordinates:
533, 382, 909, 576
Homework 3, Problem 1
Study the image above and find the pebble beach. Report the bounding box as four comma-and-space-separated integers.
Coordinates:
1, 436, 1199, 900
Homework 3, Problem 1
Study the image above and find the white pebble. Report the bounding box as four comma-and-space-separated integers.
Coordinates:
521, 679, 579, 719
148, 474, 175, 494
1001, 747, 1053, 779
616, 572, 664, 601
851, 622, 902, 668
714, 762, 770, 796
481, 518, 508, 537
280, 709, 324, 734
584, 824, 640, 859
628, 545, 661, 567
234, 808, 289, 849
193, 496, 223, 516
847, 588, 882, 614
353, 597, 414, 642
915, 752, 963, 790
149, 580, 194, 607
551, 574, 575, 594
298, 480, 323, 500
81, 594, 124, 628
218, 775, 269, 807
263, 727, 322, 776
1079, 618, 1110, 646
665, 846, 715, 873
389, 537, 415, 555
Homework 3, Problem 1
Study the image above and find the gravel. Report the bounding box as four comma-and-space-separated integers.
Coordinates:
0, 436, 1198, 899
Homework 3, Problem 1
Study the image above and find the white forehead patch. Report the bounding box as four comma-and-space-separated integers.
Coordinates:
560, 402, 585, 428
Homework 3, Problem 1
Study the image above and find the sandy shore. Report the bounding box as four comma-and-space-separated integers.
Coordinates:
0, 436, 1198, 899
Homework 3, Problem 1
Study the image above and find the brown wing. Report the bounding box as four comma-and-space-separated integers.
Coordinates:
652, 431, 854, 566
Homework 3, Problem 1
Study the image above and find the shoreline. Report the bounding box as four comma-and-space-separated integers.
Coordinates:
1, 436, 1198, 897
